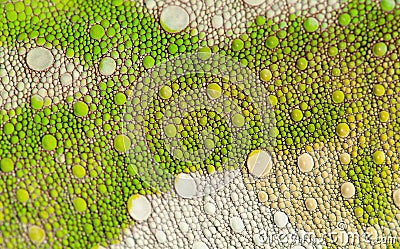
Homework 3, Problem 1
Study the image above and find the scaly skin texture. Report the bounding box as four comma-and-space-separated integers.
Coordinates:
0, 0, 399, 248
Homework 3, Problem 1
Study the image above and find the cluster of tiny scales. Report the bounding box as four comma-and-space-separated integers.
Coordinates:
0, 0, 399, 248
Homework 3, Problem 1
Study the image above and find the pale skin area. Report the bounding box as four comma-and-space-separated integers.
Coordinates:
243, 136, 400, 248
243, 141, 360, 245
140, 0, 343, 45
0, 42, 88, 110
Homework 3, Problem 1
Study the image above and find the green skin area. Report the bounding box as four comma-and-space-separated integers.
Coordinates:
0, 0, 399, 248
0, 1, 183, 248
144, 74, 265, 183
